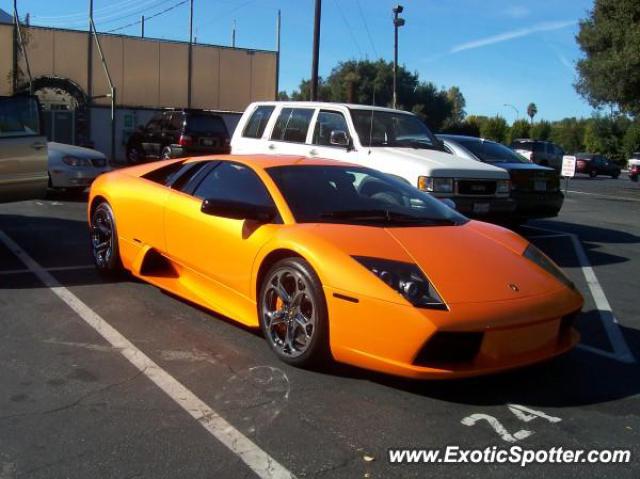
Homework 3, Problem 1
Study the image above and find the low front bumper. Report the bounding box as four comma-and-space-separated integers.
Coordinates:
325, 285, 582, 379
444, 196, 516, 218
513, 190, 564, 218
50, 167, 110, 188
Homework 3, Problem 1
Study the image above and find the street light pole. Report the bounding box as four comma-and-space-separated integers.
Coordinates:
310, 0, 321, 101
503, 103, 519, 120
392, 5, 405, 109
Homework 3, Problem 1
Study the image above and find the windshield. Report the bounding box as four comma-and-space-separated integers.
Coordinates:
267, 165, 467, 226
349, 108, 442, 150
186, 114, 228, 135
512, 141, 545, 153
457, 139, 529, 163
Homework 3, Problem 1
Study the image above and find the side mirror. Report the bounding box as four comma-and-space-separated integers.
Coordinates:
329, 130, 350, 148
201, 199, 276, 223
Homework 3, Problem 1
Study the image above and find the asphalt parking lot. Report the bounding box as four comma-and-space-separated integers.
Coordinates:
0, 174, 639, 478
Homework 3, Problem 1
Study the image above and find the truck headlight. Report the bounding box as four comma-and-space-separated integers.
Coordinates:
418, 176, 454, 193
496, 180, 510, 194
63, 155, 91, 167
353, 256, 447, 309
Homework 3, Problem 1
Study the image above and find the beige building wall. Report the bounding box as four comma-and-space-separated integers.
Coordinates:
3, 25, 276, 110
0, 24, 12, 96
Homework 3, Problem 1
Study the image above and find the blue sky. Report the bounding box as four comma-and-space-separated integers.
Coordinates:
18, 0, 594, 122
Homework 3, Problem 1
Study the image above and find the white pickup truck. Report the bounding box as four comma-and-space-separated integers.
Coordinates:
231, 101, 515, 218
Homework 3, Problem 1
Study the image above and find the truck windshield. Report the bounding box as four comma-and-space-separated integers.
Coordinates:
349, 108, 443, 150
457, 139, 529, 164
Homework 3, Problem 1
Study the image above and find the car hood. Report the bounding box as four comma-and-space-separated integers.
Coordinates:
368, 147, 510, 179
292, 220, 563, 305
48, 142, 106, 159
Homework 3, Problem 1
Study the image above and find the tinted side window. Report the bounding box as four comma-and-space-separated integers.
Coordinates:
270, 108, 314, 143
168, 112, 184, 131
243, 105, 275, 139
0, 96, 40, 137
169, 161, 211, 190
193, 162, 273, 207
312, 110, 349, 146
146, 113, 163, 132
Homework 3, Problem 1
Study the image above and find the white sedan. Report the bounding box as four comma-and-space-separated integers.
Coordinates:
48, 142, 111, 191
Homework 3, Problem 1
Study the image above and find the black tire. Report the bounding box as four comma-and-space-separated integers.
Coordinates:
612, 173, 619, 179
258, 257, 331, 368
589, 169, 597, 178
631, 175, 639, 182
161, 146, 173, 160
90, 202, 123, 274
126, 145, 145, 164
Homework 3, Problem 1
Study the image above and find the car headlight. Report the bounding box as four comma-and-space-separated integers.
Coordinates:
496, 179, 510, 194
523, 244, 575, 290
418, 176, 454, 193
353, 256, 447, 309
62, 155, 91, 167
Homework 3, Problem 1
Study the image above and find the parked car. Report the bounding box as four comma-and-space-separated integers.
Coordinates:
511, 139, 564, 170
48, 142, 111, 191
231, 102, 514, 219
88, 155, 583, 378
0, 94, 48, 202
439, 135, 563, 220
126, 109, 230, 164
628, 152, 640, 182
575, 153, 620, 178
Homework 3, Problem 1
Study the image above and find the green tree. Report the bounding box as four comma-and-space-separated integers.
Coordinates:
550, 118, 586, 153
287, 60, 464, 131
442, 86, 466, 128
527, 103, 538, 124
508, 119, 530, 144
576, 0, 640, 115
622, 121, 640, 160
531, 120, 552, 141
480, 116, 509, 143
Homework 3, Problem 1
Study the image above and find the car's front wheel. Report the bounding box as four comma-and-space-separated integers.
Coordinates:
161, 147, 173, 160
258, 257, 330, 368
126, 145, 145, 164
90, 202, 123, 274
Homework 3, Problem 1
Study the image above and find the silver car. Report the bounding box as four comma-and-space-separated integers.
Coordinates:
48, 142, 111, 191
0, 95, 48, 202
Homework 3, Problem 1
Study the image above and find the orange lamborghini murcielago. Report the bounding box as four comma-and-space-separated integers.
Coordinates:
88, 155, 583, 379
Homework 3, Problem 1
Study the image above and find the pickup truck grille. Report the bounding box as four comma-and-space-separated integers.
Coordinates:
457, 180, 497, 196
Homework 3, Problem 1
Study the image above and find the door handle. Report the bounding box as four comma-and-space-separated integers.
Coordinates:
31, 142, 46, 150
309, 149, 318, 156
268, 144, 276, 150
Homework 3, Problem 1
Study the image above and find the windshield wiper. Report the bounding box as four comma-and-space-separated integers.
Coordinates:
320, 209, 455, 225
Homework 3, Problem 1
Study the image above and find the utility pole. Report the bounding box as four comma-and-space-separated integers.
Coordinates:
87, 0, 93, 103
392, 5, 405, 109
275, 9, 281, 99
12, 0, 18, 93
141, 15, 145, 37
187, 0, 193, 108
232, 19, 236, 47
310, 0, 321, 101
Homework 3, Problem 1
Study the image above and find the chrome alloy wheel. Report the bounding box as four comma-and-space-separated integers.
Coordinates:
91, 207, 114, 268
262, 267, 317, 358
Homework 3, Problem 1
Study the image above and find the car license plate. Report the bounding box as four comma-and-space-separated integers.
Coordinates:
534, 180, 547, 192
473, 203, 490, 214
201, 138, 213, 146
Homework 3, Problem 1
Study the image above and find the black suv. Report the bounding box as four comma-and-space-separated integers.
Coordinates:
511, 139, 564, 170
126, 109, 230, 164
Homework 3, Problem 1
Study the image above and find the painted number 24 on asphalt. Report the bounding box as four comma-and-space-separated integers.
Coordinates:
461, 404, 562, 443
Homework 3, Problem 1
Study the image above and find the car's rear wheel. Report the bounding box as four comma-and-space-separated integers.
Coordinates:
90, 202, 122, 273
258, 258, 330, 368
126, 146, 144, 164
589, 169, 597, 178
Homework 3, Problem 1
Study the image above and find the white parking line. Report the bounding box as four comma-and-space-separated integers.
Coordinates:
566, 190, 640, 203
0, 229, 295, 479
523, 225, 635, 364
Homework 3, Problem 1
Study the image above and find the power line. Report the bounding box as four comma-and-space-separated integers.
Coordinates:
356, 0, 378, 59
32, 0, 138, 21
39, 0, 170, 27
196, 0, 259, 30
105, 0, 189, 33
331, 0, 364, 57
